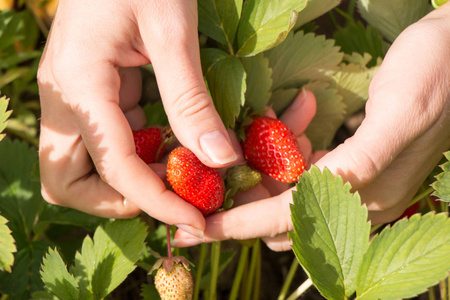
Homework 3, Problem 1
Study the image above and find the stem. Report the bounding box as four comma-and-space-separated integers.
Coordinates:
193, 243, 208, 300
209, 241, 221, 300
346, 0, 356, 18
410, 187, 434, 206
166, 224, 173, 258
252, 241, 261, 300
286, 278, 313, 300
230, 245, 250, 300
278, 259, 299, 300
441, 279, 448, 300
243, 239, 260, 300
429, 286, 437, 300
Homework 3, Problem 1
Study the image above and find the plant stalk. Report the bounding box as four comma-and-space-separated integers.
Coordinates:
278, 259, 299, 300
166, 224, 173, 258
243, 239, 260, 300
230, 245, 250, 300
286, 278, 313, 300
209, 241, 221, 300
194, 243, 208, 300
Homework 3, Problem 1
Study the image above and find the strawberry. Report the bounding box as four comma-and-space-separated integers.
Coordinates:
167, 147, 224, 216
153, 259, 194, 300
132, 127, 165, 164
241, 116, 305, 183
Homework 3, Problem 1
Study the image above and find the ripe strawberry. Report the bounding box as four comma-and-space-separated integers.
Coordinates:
154, 260, 194, 300
241, 116, 305, 183
133, 127, 164, 164
167, 147, 224, 216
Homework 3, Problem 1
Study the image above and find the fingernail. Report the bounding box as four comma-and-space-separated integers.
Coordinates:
175, 224, 204, 239
199, 130, 237, 165
290, 88, 307, 110
172, 238, 203, 248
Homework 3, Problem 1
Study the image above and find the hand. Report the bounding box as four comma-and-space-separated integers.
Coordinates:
172, 3, 450, 250
38, 0, 239, 237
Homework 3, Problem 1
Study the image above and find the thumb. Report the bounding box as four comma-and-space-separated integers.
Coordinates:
136, 0, 238, 167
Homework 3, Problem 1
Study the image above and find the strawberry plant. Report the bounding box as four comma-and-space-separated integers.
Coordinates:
1, 0, 450, 300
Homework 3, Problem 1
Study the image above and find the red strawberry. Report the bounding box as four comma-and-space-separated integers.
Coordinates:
154, 260, 194, 300
133, 127, 164, 164
242, 117, 305, 183
167, 147, 224, 216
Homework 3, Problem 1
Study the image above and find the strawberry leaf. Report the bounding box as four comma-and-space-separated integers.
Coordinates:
265, 31, 343, 91
40, 248, 79, 300
356, 213, 450, 300
201, 48, 246, 128
198, 0, 242, 53
432, 151, 450, 202
240, 54, 273, 111
0, 215, 16, 272
236, 0, 307, 57
71, 218, 148, 300
0, 95, 12, 141
289, 166, 371, 300
268, 88, 299, 115
357, 0, 430, 43
295, 0, 340, 28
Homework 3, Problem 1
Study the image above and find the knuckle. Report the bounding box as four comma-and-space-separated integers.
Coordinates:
173, 88, 214, 120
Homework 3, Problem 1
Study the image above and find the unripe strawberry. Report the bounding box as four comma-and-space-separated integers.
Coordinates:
133, 127, 165, 164
154, 261, 194, 300
167, 147, 224, 216
242, 117, 305, 183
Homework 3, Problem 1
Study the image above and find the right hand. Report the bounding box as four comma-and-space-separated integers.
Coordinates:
38, 0, 239, 237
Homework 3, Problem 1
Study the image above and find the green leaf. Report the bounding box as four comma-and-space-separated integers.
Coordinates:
268, 88, 299, 116
41, 248, 79, 300
333, 21, 385, 68
236, 0, 308, 57
0, 95, 12, 141
198, 0, 243, 53
357, 0, 431, 43
304, 81, 346, 150
141, 283, 161, 300
265, 31, 343, 91
432, 151, 450, 202
289, 166, 371, 300
143, 101, 169, 127
295, 0, 340, 28
240, 54, 273, 111
0, 138, 41, 248
356, 213, 450, 300
72, 218, 148, 300
0, 67, 30, 89
0, 215, 16, 272
201, 48, 246, 128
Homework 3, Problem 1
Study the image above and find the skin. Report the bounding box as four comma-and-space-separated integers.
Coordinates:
173, 3, 450, 251
37, 0, 241, 238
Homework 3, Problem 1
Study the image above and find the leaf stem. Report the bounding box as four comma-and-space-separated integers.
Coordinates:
194, 243, 208, 300
243, 239, 260, 300
410, 186, 434, 206
209, 241, 221, 300
286, 278, 313, 300
441, 278, 448, 300
278, 258, 299, 300
230, 245, 250, 300
166, 224, 172, 258
252, 241, 261, 300
429, 286, 437, 300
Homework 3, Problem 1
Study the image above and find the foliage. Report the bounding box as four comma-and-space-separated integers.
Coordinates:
0, 0, 449, 299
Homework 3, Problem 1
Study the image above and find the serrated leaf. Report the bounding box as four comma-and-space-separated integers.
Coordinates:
356, 213, 450, 300
240, 54, 273, 111
0, 215, 16, 272
41, 248, 79, 300
333, 21, 385, 68
72, 218, 148, 300
198, 0, 242, 52
357, 0, 431, 43
290, 166, 371, 300
304, 81, 346, 150
201, 48, 246, 128
141, 283, 161, 300
432, 151, 450, 202
268, 88, 299, 116
236, 0, 307, 57
265, 31, 343, 91
295, 0, 341, 28
0, 138, 41, 248
0, 95, 12, 141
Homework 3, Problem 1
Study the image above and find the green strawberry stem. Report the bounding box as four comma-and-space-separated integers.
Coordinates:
428, 287, 437, 300
166, 224, 173, 259
277, 258, 299, 300
286, 278, 313, 300
243, 239, 261, 300
229, 245, 250, 300
193, 243, 207, 300
208, 241, 221, 300
253, 246, 261, 300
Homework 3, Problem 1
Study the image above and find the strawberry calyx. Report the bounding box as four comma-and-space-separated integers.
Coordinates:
150, 256, 193, 275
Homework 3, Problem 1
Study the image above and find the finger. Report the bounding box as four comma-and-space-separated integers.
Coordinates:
136, 0, 237, 167
279, 89, 316, 136
262, 235, 292, 252
297, 134, 312, 167
118, 67, 146, 130
173, 189, 294, 246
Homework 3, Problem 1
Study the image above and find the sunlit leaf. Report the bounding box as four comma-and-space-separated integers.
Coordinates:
0, 95, 11, 141
0, 215, 16, 272
295, 0, 340, 28
236, 0, 307, 57
290, 166, 371, 299
432, 151, 450, 202
356, 213, 450, 300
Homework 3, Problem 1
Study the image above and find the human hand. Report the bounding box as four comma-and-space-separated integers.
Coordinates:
38, 0, 239, 237
172, 3, 450, 250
